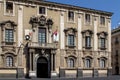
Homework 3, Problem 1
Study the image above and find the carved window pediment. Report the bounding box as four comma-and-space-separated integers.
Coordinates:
0, 20, 17, 30
97, 31, 108, 38
64, 27, 77, 35
81, 29, 93, 36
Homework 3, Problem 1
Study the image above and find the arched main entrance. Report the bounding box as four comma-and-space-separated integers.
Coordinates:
37, 57, 49, 78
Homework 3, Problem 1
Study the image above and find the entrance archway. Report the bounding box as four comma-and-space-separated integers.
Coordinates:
37, 57, 49, 78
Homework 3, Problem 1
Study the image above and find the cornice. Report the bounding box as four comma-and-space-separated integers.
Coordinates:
8, 0, 113, 16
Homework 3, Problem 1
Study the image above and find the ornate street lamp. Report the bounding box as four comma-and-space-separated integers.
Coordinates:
46, 18, 53, 32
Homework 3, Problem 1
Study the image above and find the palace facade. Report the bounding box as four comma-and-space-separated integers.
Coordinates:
0, 0, 112, 78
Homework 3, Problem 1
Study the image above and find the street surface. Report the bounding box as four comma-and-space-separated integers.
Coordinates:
0, 75, 120, 80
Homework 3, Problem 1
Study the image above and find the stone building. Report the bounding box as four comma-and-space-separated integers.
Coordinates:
112, 27, 120, 75
0, 0, 112, 78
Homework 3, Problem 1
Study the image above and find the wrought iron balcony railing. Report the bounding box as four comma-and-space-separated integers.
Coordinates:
28, 42, 57, 49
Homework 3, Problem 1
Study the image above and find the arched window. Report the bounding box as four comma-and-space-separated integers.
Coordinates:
85, 58, 91, 68
6, 56, 13, 67
67, 58, 74, 68
100, 58, 106, 68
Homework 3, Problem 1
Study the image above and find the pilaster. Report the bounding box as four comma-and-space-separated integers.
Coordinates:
93, 16, 98, 51
78, 16, 82, 50
60, 12, 65, 49
18, 5, 23, 46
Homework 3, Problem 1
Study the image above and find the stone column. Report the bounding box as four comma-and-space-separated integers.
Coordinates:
51, 50, 57, 78
29, 49, 36, 78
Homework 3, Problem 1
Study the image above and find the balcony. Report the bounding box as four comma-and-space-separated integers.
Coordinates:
28, 42, 57, 49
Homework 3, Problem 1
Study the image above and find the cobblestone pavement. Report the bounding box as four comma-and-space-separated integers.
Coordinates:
0, 75, 120, 80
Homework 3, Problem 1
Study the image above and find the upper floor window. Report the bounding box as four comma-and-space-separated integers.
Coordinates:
67, 57, 75, 68
115, 37, 119, 44
4, 1, 15, 16
100, 38, 105, 49
68, 11, 74, 22
85, 36, 91, 48
38, 28, 46, 43
97, 31, 107, 50
64, 28, 77, 48
0, 21, 17, 46
85, 14, 90, 23
5, 29, 14, 45
100, 16, 105, 25
6, 56, 13, 67
39, 7, 46, 14
82, 30, 93, 49
68, 35, 75, 46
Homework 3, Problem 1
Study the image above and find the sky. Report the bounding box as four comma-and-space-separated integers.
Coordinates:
47, 0, 120, 29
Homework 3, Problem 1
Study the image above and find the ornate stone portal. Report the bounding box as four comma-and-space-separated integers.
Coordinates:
27, 15, 57, 78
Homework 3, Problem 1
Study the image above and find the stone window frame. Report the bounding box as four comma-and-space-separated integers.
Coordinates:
65, 55, 77, 69
99, 16, 106, 27
67, 10, 75, 23
83, 56, 93, 68
81, 30, 93, 49
98, 57, 107, 68
4, 0, 15, 16
97, 31, 108, 50
64, 28, 77, 48
84, 13, 92, 25
1, 52, 17, 68
0, 20, 17, 46
37, 6, 47, 16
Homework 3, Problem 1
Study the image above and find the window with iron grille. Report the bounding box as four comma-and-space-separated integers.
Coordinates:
85, 58, 91, 68
67, 58, 74, 68
100, 58, 106, 68
6, 56, 13, 67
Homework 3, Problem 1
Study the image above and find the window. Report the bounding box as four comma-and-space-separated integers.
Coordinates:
115, 37, 119, 44
100, 16, 105, 25
39, 7, 46, 14
85, 14, 90, 23
100, 59, 105, 68
99, 38, 105, 49
68, 11, 74, 21
68, 35, 74, 46
6, 56, 13, 67
5, 29, 14, 45
67, 58, 74, 68
85, 36, 91, 48
38, 28, 46, 43
85, 58, 91, 68
6, 2, 13, 14
116, 50, 118, 56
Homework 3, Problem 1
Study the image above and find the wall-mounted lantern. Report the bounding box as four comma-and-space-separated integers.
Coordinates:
46, 18, 53, 32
